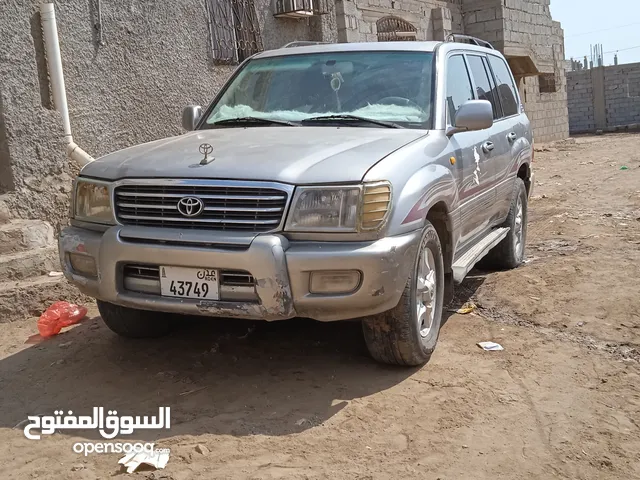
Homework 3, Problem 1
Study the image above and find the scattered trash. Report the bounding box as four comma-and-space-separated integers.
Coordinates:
179, 386, 207, 397
295, 418, 308, 426
477, 341, 504, 351
71, 464, 85, 472
59, 341, 73, 349
620, 166, 629, 170
48, 271, 64, 277
37, 301, 88, 338
194, 444, 210, 456
118, 450, 170, 474
577, 321, 585, 327
450, 302, 477, 315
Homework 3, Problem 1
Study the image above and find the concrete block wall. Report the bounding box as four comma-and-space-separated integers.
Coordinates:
567, 62, 640, 133
335, 0, 463, 44
461, 0, 504, 46
502, 2, 568, 142
566, 69, 595, 133
604, 64, 640, 127
502, 0, 554, 59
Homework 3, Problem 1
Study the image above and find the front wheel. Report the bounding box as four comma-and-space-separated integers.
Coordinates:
97, 301, 172, 338
362, 221, 445, 366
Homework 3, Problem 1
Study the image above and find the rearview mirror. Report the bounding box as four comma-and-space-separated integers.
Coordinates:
446, 100, 493, 136
182, 105, 203, 131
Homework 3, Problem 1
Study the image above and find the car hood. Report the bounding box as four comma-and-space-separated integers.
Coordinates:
81, 127, 427, 184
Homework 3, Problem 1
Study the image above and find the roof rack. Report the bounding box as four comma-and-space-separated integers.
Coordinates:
281, 41, 331, 48
445, 34, 495, 50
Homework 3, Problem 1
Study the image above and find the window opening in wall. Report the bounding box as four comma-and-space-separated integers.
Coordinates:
376, 16, 417, 41
273, 0, 329, 19
205, 0, 263, 64
538, 73, 557, 93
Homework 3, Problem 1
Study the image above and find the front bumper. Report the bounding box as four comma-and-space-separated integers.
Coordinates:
59, 226, 420, 321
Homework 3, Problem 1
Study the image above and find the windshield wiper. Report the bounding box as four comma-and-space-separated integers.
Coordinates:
210, 116, 297, 127
301, 114, 402, 129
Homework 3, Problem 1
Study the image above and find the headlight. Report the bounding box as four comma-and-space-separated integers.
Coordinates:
285, 182, 391, 232
74, 179, 114, 224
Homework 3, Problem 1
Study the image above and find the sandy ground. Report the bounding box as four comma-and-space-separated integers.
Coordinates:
0, 133, 639, 479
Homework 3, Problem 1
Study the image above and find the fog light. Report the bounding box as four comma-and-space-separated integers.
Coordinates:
309, 270, 361, 294
68, 253, 97, 277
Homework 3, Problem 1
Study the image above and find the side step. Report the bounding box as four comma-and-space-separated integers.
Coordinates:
452, 227, 510, 283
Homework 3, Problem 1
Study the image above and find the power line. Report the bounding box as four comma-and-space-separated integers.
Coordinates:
568, 44, 640, 60
566, 22, 640, 38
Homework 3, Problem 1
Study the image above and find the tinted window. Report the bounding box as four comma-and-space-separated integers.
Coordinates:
488, 55, 519, 117
446, 55, 473, 124
467, 55, 500, 119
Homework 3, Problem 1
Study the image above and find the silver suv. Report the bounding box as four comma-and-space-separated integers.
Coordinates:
59, 37, 533, 366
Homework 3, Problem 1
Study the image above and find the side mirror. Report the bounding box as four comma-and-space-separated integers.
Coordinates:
182, 105, 203, 131
446, 100, 493, 136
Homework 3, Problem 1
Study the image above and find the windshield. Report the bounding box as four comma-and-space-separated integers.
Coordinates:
203, 51, 435, 129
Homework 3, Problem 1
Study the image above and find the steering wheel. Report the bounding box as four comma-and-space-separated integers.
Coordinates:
377, 96, 425, 112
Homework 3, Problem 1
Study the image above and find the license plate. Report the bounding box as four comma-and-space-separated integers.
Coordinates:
159, 266, 219, 300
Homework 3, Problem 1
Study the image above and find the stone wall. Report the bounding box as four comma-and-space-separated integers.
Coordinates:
566, 62, 640, 134
0, 0, 334, 230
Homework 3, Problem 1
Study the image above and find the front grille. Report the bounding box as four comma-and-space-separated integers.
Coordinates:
114, 184, 288, 231
122, 265, 255, 286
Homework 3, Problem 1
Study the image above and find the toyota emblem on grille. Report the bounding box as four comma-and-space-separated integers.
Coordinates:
177, 196, 204, 217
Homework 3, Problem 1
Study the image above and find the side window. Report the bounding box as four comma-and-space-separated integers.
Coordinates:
445, 55, 474, 124
466, 55, 500, 119
488, 55, 519, 117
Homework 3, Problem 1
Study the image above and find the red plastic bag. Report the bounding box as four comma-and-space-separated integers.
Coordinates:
37, 301, 88, 338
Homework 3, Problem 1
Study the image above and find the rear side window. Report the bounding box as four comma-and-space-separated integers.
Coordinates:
488, 55, 519, 117
466, 54, 500, 119
445, 55, 474, 124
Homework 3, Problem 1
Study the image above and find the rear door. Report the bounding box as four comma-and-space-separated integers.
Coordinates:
465, 53, 511, 227
486, 54, 529, 220
445, 53, 495, 245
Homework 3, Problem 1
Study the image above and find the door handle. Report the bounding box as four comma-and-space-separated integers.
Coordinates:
482, 141, 494, 153
507, 132, 517, 142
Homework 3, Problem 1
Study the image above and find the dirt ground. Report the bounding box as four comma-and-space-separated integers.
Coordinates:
0, 133, 639, 479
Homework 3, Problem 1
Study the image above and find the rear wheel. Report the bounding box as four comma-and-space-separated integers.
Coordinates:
97, 300, 172, 338
481, 177, 528, 270
362, 221, 445, 366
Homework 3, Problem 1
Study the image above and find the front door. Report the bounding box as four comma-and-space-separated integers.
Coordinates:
445, 53, 496, 247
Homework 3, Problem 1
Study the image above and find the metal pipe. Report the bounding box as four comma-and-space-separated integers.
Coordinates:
40, 2, 94, 167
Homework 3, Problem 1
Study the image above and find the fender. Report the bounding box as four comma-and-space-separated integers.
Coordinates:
391, 163, 458, 233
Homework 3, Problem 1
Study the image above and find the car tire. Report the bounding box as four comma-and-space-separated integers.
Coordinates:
97, 300, 172, 338
482, 177, 528, 270
362, 220, 445, 366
